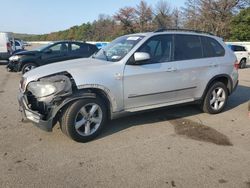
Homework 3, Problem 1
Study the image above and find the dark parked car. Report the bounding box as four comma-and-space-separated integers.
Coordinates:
7, 41, 98, 74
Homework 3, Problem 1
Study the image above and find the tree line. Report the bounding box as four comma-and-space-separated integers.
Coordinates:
22, 0, 250, 42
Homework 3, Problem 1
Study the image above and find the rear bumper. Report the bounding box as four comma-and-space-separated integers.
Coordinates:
18, 92, 53, 132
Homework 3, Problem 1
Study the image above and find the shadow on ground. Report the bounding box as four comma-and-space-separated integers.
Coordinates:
0, 60, 8, 65
99, 85, 249, 143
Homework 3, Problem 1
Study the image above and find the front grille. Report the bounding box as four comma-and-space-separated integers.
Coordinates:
26, 91, 48, 116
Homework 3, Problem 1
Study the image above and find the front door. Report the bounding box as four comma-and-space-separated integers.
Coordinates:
123, 34, 181, 110
41, 42, 69, 65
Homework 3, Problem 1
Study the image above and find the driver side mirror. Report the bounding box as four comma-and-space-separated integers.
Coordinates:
133, 52, 150, 64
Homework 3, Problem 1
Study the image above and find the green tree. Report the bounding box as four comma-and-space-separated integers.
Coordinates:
231, 7, 250, 41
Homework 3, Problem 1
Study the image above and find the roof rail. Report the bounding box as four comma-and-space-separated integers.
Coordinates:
154, 28, 214, 36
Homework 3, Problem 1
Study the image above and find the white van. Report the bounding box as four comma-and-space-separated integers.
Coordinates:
0, 32, 14, 60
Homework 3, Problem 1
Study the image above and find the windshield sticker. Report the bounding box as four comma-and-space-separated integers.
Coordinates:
127, 37, 141, 41
111, 56, 121, 60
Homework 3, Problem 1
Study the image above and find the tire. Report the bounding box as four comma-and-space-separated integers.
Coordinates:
202, 82, 228, 114
60, 97, 107, 142
21, 63, 37, 74
239, 59, 247, 69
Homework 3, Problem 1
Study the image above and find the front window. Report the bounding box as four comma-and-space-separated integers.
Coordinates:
93, 35, 144, 62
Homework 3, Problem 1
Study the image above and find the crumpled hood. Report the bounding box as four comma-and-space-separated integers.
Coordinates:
23, 58, 109, 85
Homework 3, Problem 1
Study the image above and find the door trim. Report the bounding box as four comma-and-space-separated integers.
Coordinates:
128, 86, 197, 98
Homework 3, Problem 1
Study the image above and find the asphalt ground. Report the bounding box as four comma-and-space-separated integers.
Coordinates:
0, 48, 250, 188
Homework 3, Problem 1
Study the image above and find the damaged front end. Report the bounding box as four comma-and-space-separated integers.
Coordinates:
18, 73, 95, 132
18, 74, 73, 131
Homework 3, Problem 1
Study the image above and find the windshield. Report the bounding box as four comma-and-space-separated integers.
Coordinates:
34, 43, 54, 51
93, 35, 144, 62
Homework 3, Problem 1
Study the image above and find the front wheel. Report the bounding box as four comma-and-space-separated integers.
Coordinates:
60, 97, 107, 142
202, 82, 228, 114
22, 63, 37, 74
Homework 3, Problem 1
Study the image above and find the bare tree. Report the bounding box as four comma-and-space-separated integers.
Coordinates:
172, 8, 182, 28
92, 14, 117, 41
153, 0, 172, 28
182, 0, 249, 39
135, 0, 153, 32
182, 0, 201, 30
114, 7, 137, 33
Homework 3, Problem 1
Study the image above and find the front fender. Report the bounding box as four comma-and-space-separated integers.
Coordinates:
50, 92, 96, 120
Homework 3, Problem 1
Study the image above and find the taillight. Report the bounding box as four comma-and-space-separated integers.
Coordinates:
6, 42, 11, 49
6, 42, 12, 53
234, 60, 239, 70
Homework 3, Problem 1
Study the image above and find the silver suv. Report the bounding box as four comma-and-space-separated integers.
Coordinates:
18, 29, 239, 142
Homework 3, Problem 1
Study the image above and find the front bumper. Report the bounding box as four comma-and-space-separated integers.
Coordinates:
18, 92, 53, 132
232, 80, 238, 93
18, 90, 96, 132
7, 61, 21, 72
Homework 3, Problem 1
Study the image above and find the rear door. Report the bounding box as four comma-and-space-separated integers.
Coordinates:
172, 34, 205, 100
173, 34, 226, 100
70, 43, 92, 59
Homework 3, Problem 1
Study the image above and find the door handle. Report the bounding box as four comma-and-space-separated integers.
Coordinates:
165, 67, 177, 72
209, 63, 218, 68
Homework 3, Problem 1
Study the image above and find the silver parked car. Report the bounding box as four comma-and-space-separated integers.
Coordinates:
18, 29, 239, 142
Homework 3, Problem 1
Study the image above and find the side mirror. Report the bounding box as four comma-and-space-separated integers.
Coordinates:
44, 49, 52, 54
134, 52, 150, 63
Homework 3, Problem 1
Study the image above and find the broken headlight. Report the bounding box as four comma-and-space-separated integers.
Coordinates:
27, 82, 57, 98
27, 75, 72, 99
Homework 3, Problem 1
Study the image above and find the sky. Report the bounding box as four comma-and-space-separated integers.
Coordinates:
0, 0, 186, 34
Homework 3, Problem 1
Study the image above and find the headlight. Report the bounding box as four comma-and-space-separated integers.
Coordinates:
9, 55, 20, 61
27, 82, 57, 98
27, 75, 72, 98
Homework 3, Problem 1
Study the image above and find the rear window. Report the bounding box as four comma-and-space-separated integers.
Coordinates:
202, 37, 225, 57
174, 34, 203, 61
232, 45, 246, 52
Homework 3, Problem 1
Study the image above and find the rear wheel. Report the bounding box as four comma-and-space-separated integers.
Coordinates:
60, 97, 107, 142
202, 82, 228, 114
239, 59, 247, 69
22, 63, 37, 74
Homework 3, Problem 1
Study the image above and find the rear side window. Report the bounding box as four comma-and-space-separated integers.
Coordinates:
174, 34, 203, 61
202, 37, 225, 57
71, 43, 88, 54
233, 45, 246, 52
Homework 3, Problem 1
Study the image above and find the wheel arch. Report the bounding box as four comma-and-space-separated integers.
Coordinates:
202, 74, 233, 100
19, 61, 39, 71
240, 57, 247, 62
52, 87, 114, 127
78, 88, 113, 119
